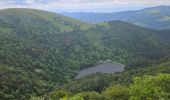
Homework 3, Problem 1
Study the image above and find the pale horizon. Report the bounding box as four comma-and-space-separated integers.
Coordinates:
0, 0, 170, 13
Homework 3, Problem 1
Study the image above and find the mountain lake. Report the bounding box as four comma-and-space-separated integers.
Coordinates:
75, 62, 124, 79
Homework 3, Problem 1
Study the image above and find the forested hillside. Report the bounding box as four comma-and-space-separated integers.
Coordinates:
0, 8, 170, 100
84, 21, 170, 68
63, 6, 170, 29
0, 8, 94, 99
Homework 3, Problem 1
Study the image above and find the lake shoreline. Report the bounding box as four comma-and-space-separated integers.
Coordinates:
75, 61, 125, 79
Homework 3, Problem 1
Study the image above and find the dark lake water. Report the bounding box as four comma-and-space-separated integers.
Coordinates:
75, 62, 124, 79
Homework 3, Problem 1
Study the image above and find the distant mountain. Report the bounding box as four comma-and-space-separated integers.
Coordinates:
0, 8, 170, 99
62, 6, 170, 29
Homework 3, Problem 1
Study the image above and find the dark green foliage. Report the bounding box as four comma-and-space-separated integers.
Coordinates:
0, 8, 170, 99
0, 8, 94, 99
61, 61, 170, 95
49, 90, 70, 100
75, 92, 104, 100
48, 74, 170, 100
130, 74, 170, 100
0, 65, 51, 100
62, 74, 113, 94
85, 21, 170, 68
102, 85, 130, 100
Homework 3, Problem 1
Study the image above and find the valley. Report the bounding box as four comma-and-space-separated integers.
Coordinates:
0, 7, 170, 100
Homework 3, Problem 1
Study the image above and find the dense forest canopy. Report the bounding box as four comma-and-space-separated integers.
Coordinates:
0, 8, 170, 100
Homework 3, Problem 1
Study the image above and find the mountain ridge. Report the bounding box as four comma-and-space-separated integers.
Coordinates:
0, 8, 170, 99
62, 5, 170, 29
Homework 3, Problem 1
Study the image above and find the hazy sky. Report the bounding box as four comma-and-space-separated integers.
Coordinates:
0, 0, 170, 12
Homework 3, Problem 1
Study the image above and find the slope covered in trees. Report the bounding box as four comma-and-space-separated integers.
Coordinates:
0, 8, 170, 99
0, 8, 95, 99
84, 21, 170, 68
32, 73, 170, 100
32, 61, 170, 99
